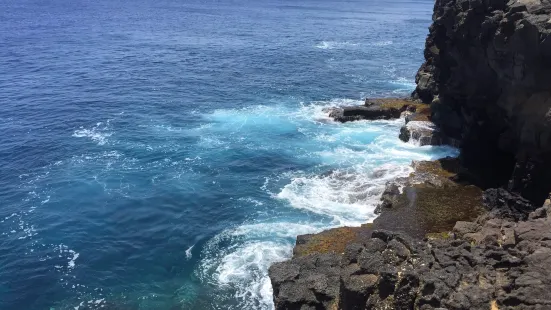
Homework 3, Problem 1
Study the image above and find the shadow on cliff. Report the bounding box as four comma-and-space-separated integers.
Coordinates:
413, 0, 551, 205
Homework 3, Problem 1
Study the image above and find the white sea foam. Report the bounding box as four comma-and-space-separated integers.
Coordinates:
74, 298, 106, 310
293, 98, 364, 124
315, 41, 359, 50
195, 98, 459, 310
277, 162, 414, 226
390, 77, 417, 89
238, 197, 264, 206
198, 222, 320, 309
72, 121, 113, 145
67, 250, 79, 269
53, 244, 80, 272
371, 40, 393, 46
185, 244, 195, 259
1, 210, 38, 240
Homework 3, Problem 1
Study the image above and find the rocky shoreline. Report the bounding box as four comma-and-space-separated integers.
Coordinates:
268, 0, 551, 308
270, 193, 551, 310
269, 150, 551, 309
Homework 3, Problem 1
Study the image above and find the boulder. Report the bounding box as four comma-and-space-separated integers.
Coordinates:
374, 182, 400, 214
269, 253, 342, 310
399, 121, 442, 146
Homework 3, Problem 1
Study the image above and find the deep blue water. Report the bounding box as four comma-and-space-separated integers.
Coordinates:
0, 0, 457, 309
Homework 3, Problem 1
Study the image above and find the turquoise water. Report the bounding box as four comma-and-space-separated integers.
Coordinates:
0, 0, 457, 309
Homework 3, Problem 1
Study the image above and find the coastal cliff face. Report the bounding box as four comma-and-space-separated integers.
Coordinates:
413, 0, 551, 204
269, 0, 551, 309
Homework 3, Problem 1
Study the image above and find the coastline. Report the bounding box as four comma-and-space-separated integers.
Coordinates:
268, 0, 551, 308
268, 103, 491, 309
0, 0, 450, 308
268, 99, 551, 310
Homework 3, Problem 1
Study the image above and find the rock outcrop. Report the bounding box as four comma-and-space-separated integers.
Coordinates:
289, 158, 484, 258
413, 0, 551, 204
269, 158, 488, 309
398, 121, 459, 146
270, 192, 551, 310
328, 98, 424, 122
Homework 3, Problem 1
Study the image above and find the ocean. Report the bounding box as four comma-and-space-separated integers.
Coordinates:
0, 0, 458, 309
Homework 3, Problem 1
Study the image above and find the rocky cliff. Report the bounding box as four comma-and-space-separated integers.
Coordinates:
269, 0, 551, 309
414, 0, 551, 204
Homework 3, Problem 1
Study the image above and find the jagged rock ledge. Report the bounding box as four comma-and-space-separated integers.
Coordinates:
327, 97, 449, 147
269, 186, 551, 309
291, 158, 484, 258
327, 98, 428, 123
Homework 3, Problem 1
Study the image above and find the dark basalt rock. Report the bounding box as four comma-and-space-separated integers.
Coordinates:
374, 182, 400, 214
398, 121, 451, 146
482, 188, 538, 221
328, 98, 427, 123
270, 158, 485, 309
269, 193, 551, 310
269, 155, 551, 309
413, 0, 551, 204
270, 253, 342, 310
329, 105, 402, 122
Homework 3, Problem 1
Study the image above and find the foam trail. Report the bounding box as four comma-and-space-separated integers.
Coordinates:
277, 164, 412, 226
315, 41, 359, 50
72, 121, 113, 146
198, 222, 321, 309
185, 244, 195, 259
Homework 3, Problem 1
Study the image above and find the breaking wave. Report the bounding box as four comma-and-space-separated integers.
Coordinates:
195, 100, 458, 309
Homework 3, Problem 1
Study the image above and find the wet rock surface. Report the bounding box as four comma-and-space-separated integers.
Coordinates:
399, 121, 447, 146
293, 226, 374, 258
371, 158, 485, 239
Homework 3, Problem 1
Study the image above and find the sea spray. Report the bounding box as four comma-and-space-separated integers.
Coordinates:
195, 102, 458, 309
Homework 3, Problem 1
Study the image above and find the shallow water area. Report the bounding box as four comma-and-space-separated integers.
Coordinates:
1, 0, 456, 309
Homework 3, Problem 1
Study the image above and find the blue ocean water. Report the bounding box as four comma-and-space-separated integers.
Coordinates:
0, 0, 457, 309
